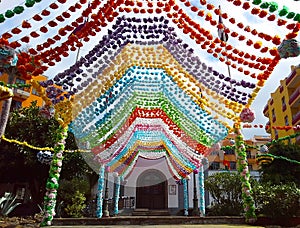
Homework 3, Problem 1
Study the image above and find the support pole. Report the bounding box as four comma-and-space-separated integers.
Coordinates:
96, 166, 105, 218
102, 169, 110, 217
234, 122, 257, 223
183, 179, 189, 216
198, 164, 205, 216
113, 175, 120, 216
192, 172, 199, 216
40, 122, 68, 226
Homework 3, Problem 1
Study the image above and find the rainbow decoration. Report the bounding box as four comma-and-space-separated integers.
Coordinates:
2, 0, 299, 225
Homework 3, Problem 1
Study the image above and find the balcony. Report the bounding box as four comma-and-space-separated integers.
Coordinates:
292, 111, 300, 125
13, 88, 30, 99
286, 70, 299, 88
263, 105, 269, 117
289, 87, 300, 107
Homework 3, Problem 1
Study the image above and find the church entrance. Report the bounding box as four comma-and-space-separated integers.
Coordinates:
136, 169, 167, 209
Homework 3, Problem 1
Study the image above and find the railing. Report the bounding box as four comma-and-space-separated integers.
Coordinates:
292, 111, 300, 125
13, 88, 30, 99
263, 105, 269, 116
289, 87, 300, 106
286, 70, 297, 86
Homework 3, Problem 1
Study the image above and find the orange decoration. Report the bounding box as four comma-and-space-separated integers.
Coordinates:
233, 0, 241, 6
251, 8, 260, 15
184, 1, 191, 7
2, 33, 12, 39
277, 19, 287, 26
56, 15, 65, 22
49, 3, 58, 9
258, 10, 267, 18
251, 29, 258, 35
198, 10, 205, 17
33, 14, 42, 21
207, 4, 214, 10
229, 18, 235, 24
48, 21, 58, 27
267, 15, 276, 21
22, 20, 31, 28
260, 47, 268, 53
21, 36, 30, 43
242, 2, 250, 10
286, 33, 298, 39
53, 35, 61, 41
62, 12, 71, 18
11, 28, 22, 34
40, 26, 48, 33
191, 6, 198, 12
238, 35, 246, 41
41, 10, 50, 16
272, 35, 281, 45
246, 39, 253, 46
237, 22, 244, 29
244, 26, 251, 32
231, 32, 238, 37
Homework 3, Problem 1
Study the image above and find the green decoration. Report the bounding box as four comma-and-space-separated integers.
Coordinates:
269, 2, 278, 12
234, 123, 256, 224
25, 0, 35, 7
286, 12, 296, 19
4, 10, 15, 18
294, 14, 300, 22
40, 121, 68, 227
252, 0, 262, 5
260, 2, 270, 9
13, 6, 25, 14
35, 0, 42, 2
0, 14, 5, 23
258, 153, 300, 165
279, 6, 289, 16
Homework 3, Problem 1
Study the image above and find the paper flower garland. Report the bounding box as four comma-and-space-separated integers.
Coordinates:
37, 151, 53, 165
41, 121, 68, 226
240, 107, 255, 123
278, 39, 300, 59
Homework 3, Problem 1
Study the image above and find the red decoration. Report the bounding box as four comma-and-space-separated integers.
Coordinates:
22, 20, 31, 28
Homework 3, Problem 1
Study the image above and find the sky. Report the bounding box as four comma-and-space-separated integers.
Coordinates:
0, 0, 299, 140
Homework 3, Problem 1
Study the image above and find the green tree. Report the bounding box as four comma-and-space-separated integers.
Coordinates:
0, 102, 94, 210
259, 142, 300, 186
205, 172, 244, 215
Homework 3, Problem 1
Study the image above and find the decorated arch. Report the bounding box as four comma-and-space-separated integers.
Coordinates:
0, 0, 299, 226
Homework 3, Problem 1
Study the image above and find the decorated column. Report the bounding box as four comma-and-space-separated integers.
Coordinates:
40, 119, 68, 226
96, 165, 105, 218
198, 165, 205, 216
234, 122, 256, 223
113, 173, 121, 216
183, 178, 189, 216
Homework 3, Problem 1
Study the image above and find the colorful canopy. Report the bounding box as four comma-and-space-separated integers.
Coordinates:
1, 0, 299, 179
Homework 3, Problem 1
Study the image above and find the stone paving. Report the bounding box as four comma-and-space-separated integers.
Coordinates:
51, 225, 265, 228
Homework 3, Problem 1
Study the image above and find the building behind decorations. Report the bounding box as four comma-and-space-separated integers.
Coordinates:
92, 134, 271, 216
0, 72, 46, 112
263, 65, 300, 144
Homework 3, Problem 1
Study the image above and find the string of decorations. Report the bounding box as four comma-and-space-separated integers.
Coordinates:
251, 0, 300, 22
234, 123, 257, 223
1, 135, 90, 153
257, 153, 300, 165
0, 85, 13, 101
0, 0, 42, 23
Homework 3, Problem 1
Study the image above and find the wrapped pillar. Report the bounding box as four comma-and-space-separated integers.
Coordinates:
113, 174, 120, 216
96, 165, 105, 218
198, 165, 205, 216
183, 178, 189, 216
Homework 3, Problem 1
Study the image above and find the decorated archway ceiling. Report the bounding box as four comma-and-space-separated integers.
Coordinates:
1, 0, 299, 178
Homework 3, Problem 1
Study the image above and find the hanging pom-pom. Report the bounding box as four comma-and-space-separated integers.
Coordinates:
240, 107, 255, 123
259, 145, 268, 153
278, 39, 300, 59
37, 151, 53, 165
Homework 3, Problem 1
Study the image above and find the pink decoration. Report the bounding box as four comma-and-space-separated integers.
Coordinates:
240, 107, 255, 123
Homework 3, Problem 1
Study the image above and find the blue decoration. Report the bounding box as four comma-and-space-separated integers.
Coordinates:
96, 166, 105, 218
198, 165, 205, 216
183, 179, 188, 216
113, 175, 120, 216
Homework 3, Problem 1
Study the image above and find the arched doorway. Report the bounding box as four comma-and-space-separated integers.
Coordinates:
136, 169, 168, 209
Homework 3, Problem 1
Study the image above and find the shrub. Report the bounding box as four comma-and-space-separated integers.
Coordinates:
253, 182, 300, 219
64, 190, 86, 218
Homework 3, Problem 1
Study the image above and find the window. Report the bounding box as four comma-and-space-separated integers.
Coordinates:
15, 78, 26, 90
272, 109, 276, 121
285, 115, 289, 126
274, 129, 278, 139
10, 100, 22, 111
223, 147, 235, 155
209, 162, 220, 170
31, 88, 39, 96
282, 96, 286, 111
248, 165, 253, 171
229, 162, 236, 170
246, 150, 252, 159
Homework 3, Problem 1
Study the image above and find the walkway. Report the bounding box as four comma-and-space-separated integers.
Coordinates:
51, 225, 264, 228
